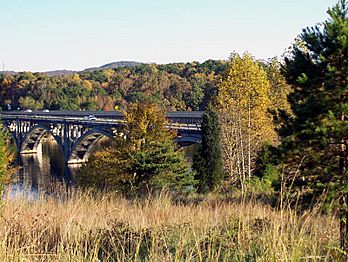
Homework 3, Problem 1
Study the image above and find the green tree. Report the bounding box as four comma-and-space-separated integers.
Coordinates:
188, 76, 205, 110
193, 104, 224, 192
276, 0, 348, 250
0, 124, 15, 193
19, 96, 43, 110
78, 101, 195, 195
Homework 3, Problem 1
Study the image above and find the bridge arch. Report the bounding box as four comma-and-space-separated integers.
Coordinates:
176, 131, 202, 146
20, 125, 63, 154
68, 129, 114, 164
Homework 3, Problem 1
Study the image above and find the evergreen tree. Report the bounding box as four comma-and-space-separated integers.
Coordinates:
276, 0, 348, 250
0, 124, 15, 193
194, 104, 224, 192
129, 139, 195, 194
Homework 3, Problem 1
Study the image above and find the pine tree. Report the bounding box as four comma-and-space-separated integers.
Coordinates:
194, 104, 224, 192
276, 0, 348, 250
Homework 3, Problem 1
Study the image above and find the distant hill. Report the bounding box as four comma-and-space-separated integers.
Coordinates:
0, 61, 144, 76
83, 61, 143, 72
0, 70, 77, 76
45, 70, 78, 76
0, 70, 17, 75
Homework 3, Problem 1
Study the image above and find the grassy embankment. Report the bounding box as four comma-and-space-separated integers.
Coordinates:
0, 189, 340, 261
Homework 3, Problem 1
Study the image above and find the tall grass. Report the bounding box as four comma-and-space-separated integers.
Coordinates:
0, 188, 339, 261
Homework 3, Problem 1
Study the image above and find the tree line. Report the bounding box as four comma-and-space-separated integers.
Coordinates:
0, 60, 227, 112
0, 59, 287, 113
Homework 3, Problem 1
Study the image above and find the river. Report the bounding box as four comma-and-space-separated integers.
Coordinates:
6, 138, 197, 197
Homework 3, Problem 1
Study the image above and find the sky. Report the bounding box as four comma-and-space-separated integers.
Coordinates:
0, 0, 338, 72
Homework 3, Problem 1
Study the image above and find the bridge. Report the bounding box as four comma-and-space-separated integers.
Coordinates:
0, 111, 203, 164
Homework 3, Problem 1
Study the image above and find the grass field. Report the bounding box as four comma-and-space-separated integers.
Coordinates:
0, 189, 340, 261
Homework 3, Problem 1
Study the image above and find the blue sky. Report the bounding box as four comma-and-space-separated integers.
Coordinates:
0, 0, 337, 72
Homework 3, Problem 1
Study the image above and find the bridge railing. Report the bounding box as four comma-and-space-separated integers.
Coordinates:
0, 111, 203, 131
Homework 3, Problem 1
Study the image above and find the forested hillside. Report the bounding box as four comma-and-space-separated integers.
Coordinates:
0, 60, 228, 111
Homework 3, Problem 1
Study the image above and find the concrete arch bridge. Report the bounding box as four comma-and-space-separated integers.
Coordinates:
0, 111, 203, 164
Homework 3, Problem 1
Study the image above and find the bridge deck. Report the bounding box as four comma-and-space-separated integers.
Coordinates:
0, 110, 204, 130
0, 110, 204, 118
0, 111, 204, 124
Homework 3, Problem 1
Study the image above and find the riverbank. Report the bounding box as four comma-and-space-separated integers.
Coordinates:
0, 189, 339, 261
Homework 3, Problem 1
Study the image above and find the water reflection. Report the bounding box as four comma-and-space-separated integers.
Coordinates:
7, 139, 77, 198
7, 138, 198, 197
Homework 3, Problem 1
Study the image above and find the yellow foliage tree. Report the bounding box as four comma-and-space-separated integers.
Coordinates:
123, 102, 174, 151
265, 58, 291, 117
216, 53, 276, 191
72, 73, 81, 83
82, 80, 93, 91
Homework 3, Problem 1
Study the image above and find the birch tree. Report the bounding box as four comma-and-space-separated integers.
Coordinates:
216, 53, 276, 190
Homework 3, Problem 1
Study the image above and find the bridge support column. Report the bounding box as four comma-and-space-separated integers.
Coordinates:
63, 122, 74, 163
16, 119, 23, 150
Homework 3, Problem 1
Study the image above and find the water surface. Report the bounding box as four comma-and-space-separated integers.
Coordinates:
7, 138, 197, 198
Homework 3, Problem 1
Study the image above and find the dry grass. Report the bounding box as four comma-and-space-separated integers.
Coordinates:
0, 188, 340, 261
